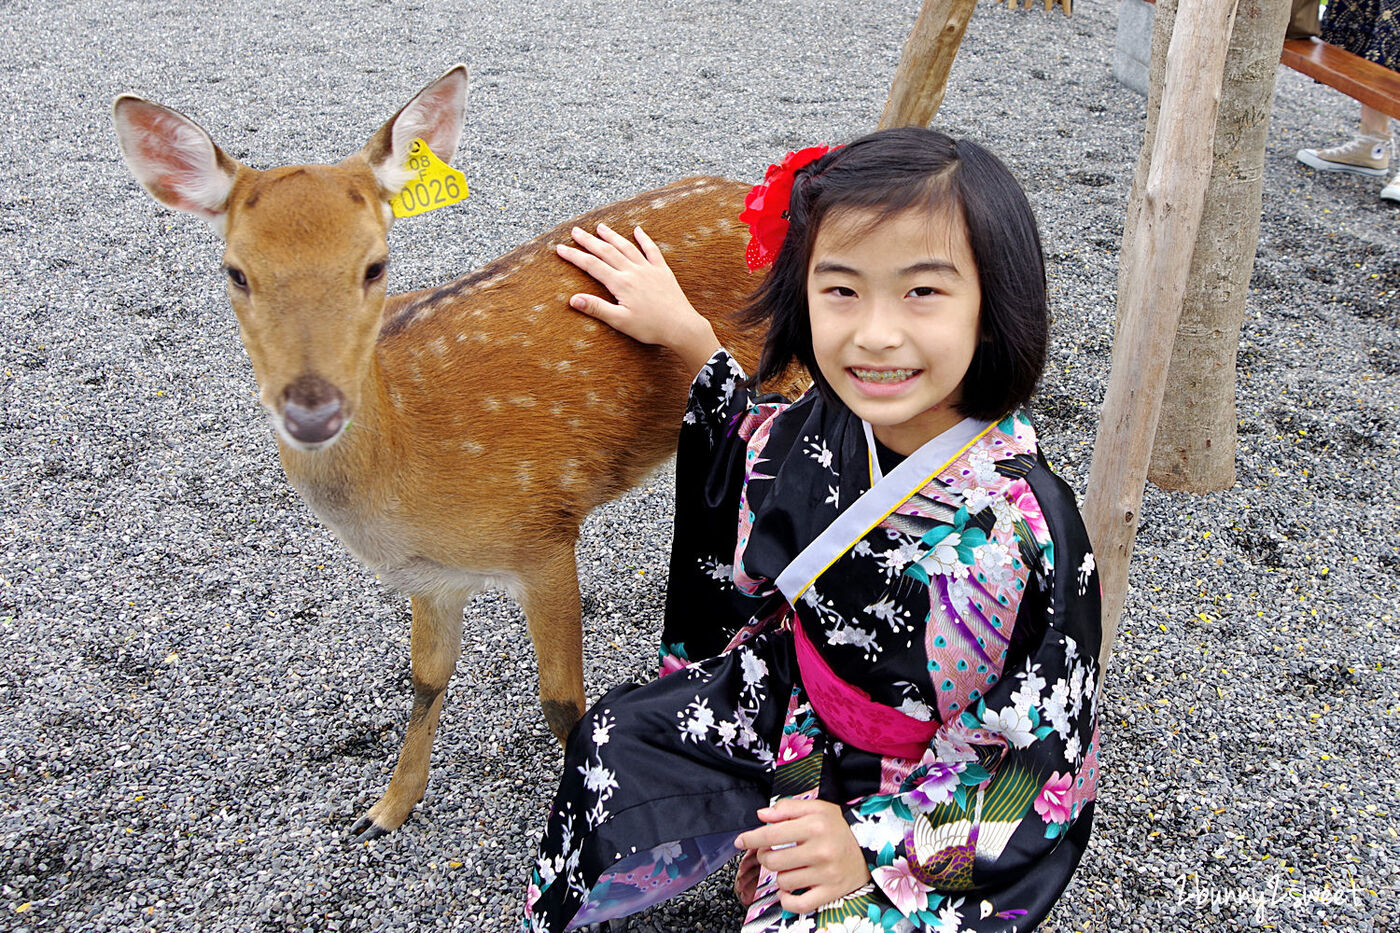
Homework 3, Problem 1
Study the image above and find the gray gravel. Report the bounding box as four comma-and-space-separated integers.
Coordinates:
2, 1, 1397, 931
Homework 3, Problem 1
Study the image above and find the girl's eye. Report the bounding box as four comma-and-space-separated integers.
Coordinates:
225, 266, 248, 290
365, 261, 388, 284
908, 286, 939, 298
827, 286, 857, 298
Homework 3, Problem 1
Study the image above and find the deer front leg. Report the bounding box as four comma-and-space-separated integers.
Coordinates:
514, 545, 586, 744
351, 588, 469, 841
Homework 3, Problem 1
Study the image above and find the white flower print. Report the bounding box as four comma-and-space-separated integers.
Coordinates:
827, 623, 877, 652
682, 409, 697, 425
579, 760, 618, 796
715, 720, 738, 746
988, 494, 1019, 534
968, 449, 998, 486
981, 705, 1038, 748
700, 556, 734, 582
740, 651, 768, 686
849, 806, 908, 852
976, 539, 1015, 588
920, 533, 966, 579
934, 900, 965, 932
591, 712, 615, 746
677, 697, 715, 743
779, 916, 816, 933
651, 840, 683, 864
897, 697, 934, 722
537, 853, 561, 887
1009, 670, 1046, 715
866, 596, 901, 628
1044, 678, 1072, 736
945, 575, 975, 614
721, 375, 737, 398
828, 913, 881, 932
825, 484, 840, 508
1078, 551, 1096, 595
853, 539, 875, 558
961, 486, 996, 515
805, 436, 836, 471
878, 539, 923, 580
1065, 731, 1082, 766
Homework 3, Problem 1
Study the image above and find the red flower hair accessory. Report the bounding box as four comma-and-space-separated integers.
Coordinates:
738, 144, 838, 271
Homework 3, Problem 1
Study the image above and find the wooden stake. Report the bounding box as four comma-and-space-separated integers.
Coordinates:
1084, 0, 1241, 672
879, 0, 980, 129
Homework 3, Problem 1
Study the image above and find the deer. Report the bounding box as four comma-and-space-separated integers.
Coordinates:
112, 65, 784, 840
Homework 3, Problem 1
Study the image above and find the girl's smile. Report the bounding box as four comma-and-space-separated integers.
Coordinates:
807, 206, 982, 455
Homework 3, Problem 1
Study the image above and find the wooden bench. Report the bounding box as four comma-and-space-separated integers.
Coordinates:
1132, 0, 1400, 119
1281, 37, 1400, 121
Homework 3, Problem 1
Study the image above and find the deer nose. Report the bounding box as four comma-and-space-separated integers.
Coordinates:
282, 377, 346, 445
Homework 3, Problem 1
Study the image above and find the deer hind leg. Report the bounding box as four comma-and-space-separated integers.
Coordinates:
513, 544, 586, 745
351, 588, 469, 841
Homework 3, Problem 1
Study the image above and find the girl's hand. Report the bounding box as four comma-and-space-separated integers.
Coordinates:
734, 799, 871, 915
556, 223, 721, 375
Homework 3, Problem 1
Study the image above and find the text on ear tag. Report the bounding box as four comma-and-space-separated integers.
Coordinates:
391, 139, 469, 219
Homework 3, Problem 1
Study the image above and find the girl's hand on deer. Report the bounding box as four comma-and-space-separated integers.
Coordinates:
734, 798, 871, 915
558, 224, 720, 375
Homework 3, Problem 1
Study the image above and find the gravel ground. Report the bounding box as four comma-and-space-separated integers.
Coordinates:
2, 1, 1397, 931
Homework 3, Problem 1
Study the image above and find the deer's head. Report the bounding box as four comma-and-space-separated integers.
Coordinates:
112, 66, 469, 451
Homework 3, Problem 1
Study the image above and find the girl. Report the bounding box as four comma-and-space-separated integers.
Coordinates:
524, 127, 1101, 933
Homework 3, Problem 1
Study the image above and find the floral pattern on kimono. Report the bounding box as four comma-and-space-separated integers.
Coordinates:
524, 350, 1101, 933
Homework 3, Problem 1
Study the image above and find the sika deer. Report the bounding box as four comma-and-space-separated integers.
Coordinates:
112, 66, 776, 839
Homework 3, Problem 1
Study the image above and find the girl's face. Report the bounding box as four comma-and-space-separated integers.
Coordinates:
807, 206, 981, 456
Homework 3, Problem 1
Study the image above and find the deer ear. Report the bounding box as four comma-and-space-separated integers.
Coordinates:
112, 95, 240, 237
361, 64, 469, 197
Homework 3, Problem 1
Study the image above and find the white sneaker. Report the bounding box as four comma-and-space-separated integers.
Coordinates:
1297, 134, 1392, 177
1383, 172, 1400, 203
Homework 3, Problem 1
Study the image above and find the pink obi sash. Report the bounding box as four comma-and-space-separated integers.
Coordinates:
792, 620, 937, 760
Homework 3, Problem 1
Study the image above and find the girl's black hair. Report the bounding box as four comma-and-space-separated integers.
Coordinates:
743, 126, 1048, 423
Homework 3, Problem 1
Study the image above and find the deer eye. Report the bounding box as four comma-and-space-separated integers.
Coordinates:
225, 265, 248, 290
365, 261, 387, 285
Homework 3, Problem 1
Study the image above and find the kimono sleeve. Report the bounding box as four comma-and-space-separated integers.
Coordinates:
844, 462, 1102, 930
660, 349, 789, 668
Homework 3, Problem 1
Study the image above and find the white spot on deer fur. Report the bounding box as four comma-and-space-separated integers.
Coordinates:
456, 333, 467, 342
560, 459, 581, 488
550, 402, 566, 417
586, 391, 601, 405
530, 302, 547, 313
512, 396, 537, 407
649, 196, 672, 210
429, 337, 448, 356
582, 320, 598, 332
459, 438, 484, 455
516, 462, 534, 486
693, 225, 714, 238
572, 338, 590, 352
550, 360, 574, 372
482, 397, 501, 412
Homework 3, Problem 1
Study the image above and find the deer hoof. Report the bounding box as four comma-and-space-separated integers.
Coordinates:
350, 815, 391, 843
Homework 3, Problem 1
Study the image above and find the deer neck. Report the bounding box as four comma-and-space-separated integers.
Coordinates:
275, 350, 402, 526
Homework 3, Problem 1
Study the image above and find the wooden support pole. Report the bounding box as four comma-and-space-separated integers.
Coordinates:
1084, 0, 1240, 672
1146, 0, 1291, 494
879, 0, 980, 129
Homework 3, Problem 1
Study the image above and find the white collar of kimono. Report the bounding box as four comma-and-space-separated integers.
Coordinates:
775, 417, 994, 605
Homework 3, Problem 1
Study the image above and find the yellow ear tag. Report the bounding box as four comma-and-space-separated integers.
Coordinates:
390, 139, 469, 219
